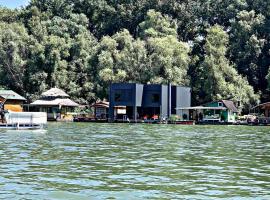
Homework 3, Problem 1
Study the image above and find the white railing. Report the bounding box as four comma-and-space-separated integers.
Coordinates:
5, 112, 47, 125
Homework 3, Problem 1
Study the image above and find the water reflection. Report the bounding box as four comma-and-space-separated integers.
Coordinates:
0, 123, 270, 199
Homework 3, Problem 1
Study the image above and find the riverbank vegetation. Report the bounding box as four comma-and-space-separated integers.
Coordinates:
0, 0, 269, 110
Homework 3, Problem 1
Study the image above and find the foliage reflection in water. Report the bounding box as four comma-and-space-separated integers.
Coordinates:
0, 123, 270, 199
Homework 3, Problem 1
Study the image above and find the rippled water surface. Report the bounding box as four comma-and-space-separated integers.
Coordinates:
0, 123, 270, 199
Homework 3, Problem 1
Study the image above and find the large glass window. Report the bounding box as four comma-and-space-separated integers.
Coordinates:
126, 90, 132, 101
96, 107, 106, 117
115, 90, 123, 102
151, 93, 160, 103
114, 90, 132, 102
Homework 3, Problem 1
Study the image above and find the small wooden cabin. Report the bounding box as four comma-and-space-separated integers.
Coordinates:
91, 101, 109, 119
252, 102, 270, 117
176, 100, 238, 123
0, 90, 26, 112
30, 88, 79, 121
204, 100, 238, 122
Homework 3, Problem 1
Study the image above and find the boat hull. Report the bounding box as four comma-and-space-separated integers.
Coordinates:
0, 123, 45, 130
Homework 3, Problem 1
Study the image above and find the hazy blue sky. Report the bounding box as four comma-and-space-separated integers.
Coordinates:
0, 0, 29, 9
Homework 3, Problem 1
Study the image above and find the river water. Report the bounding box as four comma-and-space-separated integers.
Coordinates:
0, 123, 270, 199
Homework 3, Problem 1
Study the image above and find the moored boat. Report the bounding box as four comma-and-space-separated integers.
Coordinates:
0, 111, 47, 130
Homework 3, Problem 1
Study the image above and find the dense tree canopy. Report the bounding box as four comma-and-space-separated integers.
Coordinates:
1, 0, 270, 111
195, 25, 259, 109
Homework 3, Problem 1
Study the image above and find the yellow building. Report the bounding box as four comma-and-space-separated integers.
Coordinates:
0, 90, 26, 112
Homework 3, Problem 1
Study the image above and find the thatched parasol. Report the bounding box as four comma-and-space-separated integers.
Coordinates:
41, 88, 69, 98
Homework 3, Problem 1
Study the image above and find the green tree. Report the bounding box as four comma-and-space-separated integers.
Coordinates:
29, 0, 74, 18
139, 10, 190, 85
230, 10, 265, 90
198, 25, 259, 109
139, 9, 177, 39
0, 7, 19, 23
72, 0, 160, 38
95, 29, 148, 98
0, 22, 30, 94
22, 8, 98, 103
2, 0, 270, 109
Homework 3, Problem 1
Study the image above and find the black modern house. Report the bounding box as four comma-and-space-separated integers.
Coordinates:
109, 83, 191, 122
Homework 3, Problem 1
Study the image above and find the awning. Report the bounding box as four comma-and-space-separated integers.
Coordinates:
176, 106, 227, 110
91, 101, 109, 108
114, 106, 127, 109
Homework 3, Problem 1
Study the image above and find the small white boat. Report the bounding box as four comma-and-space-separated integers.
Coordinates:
0, 112, 47, 130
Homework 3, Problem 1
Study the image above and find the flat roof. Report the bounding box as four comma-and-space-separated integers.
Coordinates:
111, 83, 191, 88
114, 106, 126, 109
176, 106, 227, 110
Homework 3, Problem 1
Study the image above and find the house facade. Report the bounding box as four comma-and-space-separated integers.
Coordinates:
141, 84, 168, 120
171, 86, 192, 119
109, 83, 191, 121
91, 101, 109, 119
30, 88, 79, 121
204, 100, 238, 122
109, 83, 143, 121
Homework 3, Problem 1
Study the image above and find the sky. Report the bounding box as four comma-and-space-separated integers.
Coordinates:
0, 0, 29, 9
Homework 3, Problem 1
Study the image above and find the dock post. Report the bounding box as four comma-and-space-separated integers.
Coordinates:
133, 106, 137, 123
108, 83, 114, 123
168, 83, 171, 119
